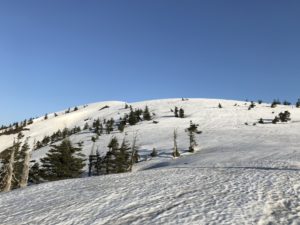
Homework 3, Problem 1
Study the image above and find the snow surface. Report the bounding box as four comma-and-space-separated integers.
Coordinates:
1, 98, 300, 224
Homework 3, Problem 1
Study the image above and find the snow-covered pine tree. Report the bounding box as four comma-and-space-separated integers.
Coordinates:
40, 139, 86, 181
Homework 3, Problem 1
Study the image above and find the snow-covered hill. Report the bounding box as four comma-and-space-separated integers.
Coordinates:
1, 98, 300, 224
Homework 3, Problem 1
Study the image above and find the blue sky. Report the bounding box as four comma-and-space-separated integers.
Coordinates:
1, 0, 300, 124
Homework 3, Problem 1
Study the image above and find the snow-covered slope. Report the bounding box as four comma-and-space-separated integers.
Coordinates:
1, 98, 300, 224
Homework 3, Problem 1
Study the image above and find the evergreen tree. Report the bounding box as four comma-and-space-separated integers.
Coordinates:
271, 99, 281, 108
179, 108, 185, 118
174, 107, 179, 117
186, 121, 201, 153
40, 139, 85, 181
105, 118, 114, 134
279, 111, 291, 122
218, 103, 222, 108
258, 118, 264, 124
17, 132, 24, 140
143, 106, 151, 121
62, 128, 69, 138
150, 148, 158, 157
272, 116, 280, 124
128, 108, 138, 125
248, 101, 256, 110
88, 143, 102, 176
28, 162, 41, 184
105, 137, 119, 174
35, 141, 43, 150
296, 99, 300, 108
117, 117, 126, 132
83, 122, 89, 130
28, 118, 34, 125
116, 137, 131, 173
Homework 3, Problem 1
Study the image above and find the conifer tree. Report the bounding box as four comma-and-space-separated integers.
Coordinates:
272, 116, 280, 124
117, 118, 126, 132
296, 99, 300, 108
143, 106, 151, 121
248, 101, 256, 110
116, 137, 131, 173
40, 139, 85, 181
105, 137, 119, 174
128, 108, 138, 125
105, 118, 114, 134
186, 121, 201, 153
279, 111, 291, 122
150, 148, 158, 157
28, 162, 41, 184
271, 99, 281, 108
258, 118, 264, 124
174, 107, 179, 117
179, 108, 185, 118
83, 122, 89, 130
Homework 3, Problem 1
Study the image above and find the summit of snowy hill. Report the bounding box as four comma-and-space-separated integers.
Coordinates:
1, 98, 300, 224
1, 98, 300, 170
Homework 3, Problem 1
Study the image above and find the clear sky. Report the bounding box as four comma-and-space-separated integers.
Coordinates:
1, 0, 300, 124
